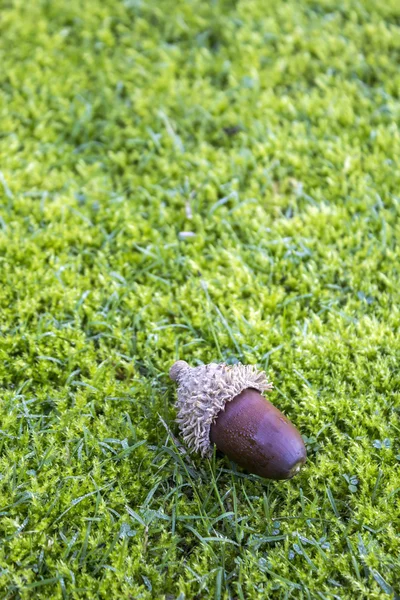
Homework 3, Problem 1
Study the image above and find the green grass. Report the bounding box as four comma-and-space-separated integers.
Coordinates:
0, 0, 400, 597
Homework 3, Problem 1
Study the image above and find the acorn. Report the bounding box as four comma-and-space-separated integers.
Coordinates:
169, 360, 306, 480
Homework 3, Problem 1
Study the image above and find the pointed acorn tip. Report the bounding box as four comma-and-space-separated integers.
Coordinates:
169, 360, 189, 382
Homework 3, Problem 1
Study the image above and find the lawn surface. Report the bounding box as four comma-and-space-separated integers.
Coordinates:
1, 0, 400, 598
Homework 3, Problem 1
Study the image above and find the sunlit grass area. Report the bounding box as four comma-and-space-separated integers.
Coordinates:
0, 0, 400, 597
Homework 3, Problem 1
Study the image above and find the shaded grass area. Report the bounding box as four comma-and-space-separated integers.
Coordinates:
1, 0, 400, 597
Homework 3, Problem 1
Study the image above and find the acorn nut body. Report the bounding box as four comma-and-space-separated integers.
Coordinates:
170, 360, 306, 481
210, 388, 306, 480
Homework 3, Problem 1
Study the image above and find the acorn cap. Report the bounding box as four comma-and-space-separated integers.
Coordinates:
169, 360, 273, 457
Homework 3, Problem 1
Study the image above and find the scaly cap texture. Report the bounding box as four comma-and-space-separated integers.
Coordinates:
169, 360, 273, 457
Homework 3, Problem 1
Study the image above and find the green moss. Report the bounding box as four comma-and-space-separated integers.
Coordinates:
0, 0, 400, 597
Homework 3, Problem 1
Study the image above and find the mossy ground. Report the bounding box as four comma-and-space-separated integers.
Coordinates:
1, 0, 400, 598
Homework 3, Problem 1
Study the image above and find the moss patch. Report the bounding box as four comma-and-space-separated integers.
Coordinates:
0, 0, 400, 597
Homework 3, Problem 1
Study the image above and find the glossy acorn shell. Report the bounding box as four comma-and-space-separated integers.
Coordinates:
210, 388, 306, 480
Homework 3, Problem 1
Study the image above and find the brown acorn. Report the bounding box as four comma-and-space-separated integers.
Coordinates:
169, 360, 306, 480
